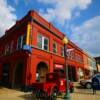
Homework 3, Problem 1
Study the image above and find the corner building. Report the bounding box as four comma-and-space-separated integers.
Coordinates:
0, 10, 88, 90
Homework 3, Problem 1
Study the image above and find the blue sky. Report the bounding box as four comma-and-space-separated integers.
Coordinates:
0, 0, 100, 57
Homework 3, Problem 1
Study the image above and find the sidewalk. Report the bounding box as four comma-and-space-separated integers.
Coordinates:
0, 87, 100, 100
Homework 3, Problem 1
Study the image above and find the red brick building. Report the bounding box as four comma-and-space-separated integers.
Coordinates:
0, 10, 89, 90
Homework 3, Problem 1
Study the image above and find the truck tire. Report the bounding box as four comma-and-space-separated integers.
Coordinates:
50, 88, 57, 100
40, 90, 48, 99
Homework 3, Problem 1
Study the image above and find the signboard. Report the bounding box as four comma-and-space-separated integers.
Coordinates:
67, 48, 74, 52
55, 64, 63, 69
23, 44, 32, 53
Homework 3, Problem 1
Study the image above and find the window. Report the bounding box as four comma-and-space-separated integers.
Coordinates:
44, 37, 49, 51
37, 34, 49, 51
53, 42, 57, 53
17, 36, 22, 50
17, 34, 26, 50
60, 46, 64, 57
10, 41, 14, 53
22, 34, 26, 47
5, 45, 10, 55
37, 34, 42, 49
75, 54, 83, 63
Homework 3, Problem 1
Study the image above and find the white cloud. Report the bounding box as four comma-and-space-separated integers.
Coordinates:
0, 0, 17, 37
38, 0, 92, 25
70, 16, 100, 57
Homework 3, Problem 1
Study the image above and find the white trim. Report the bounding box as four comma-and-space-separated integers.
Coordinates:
37, 33, 49, 51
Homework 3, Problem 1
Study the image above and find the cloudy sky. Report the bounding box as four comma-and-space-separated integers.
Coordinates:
0, 0, 100, 57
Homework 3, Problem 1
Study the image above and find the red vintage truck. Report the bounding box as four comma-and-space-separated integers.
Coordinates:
32, 72, 74, 99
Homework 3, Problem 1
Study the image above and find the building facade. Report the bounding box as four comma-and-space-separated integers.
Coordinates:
83, 52, 96, 79
95, 57, 100, 72
0, 10, 96, 90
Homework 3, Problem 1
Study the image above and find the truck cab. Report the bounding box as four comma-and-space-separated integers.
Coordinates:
46, 72, 74, 93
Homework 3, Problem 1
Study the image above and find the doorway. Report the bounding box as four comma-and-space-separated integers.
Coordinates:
2, 63, 9, 86
68, 66, 76, 81
13, 62, 23, 89
36, 62, 48, 82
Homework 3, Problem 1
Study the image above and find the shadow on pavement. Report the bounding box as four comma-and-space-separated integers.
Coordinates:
19, 94, 36, 100
76, 85, 87, 89
19, 93, 65, 100
74, 90, 100, 95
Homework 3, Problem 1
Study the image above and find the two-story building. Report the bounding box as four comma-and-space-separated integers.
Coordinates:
0, 10, 94, 90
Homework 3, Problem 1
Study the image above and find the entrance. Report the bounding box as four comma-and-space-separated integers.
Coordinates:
36, 62, 48, 82
13, 63, 23, 89
68, 66, 76, 81
2, 63, 9, 86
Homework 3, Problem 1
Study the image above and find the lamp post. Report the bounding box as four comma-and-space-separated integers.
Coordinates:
63, 37, 70, 100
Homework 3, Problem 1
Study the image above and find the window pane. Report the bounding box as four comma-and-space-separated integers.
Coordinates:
22, 34, 26, 46
44, 38, 48, 51
44, 45, 48, 50
44, 38, 48, 45
38, 42, 42, 48
60, 46, 64, 56
5, 45, 10, 55
37, 34, 42, 49
17, 36, 22, 50
10, 41, 14, 53
53, 42, 57, 53
38, 34, 42, 42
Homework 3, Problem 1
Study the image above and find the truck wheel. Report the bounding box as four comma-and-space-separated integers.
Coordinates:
40, 91, 48, 99
50, 88, 57, 100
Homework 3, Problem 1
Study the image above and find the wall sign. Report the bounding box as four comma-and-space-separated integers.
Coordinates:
55, 64, 63, 69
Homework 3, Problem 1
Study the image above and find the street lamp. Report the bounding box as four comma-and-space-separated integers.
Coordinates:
63, 37, 70, 100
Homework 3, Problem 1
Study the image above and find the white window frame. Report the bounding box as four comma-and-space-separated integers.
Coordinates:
43, 37, 49, 51
53, 41, 57, 53
37, 34, 42, 49
37, 34, 49, 51
60, 46, 64, 57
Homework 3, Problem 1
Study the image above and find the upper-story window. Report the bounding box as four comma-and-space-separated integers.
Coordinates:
60, 46, 64, 57
75, 54, 83, 63
17, 34, 26, 50
37, 34, 42, 49
10, 41, 14, 53
17, 36, 22, 50
53, 42, 57, 53
22, 34, 26, 46
44, 37, 49, 51
37, 34, 49, 51
5, 44, 10, 55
